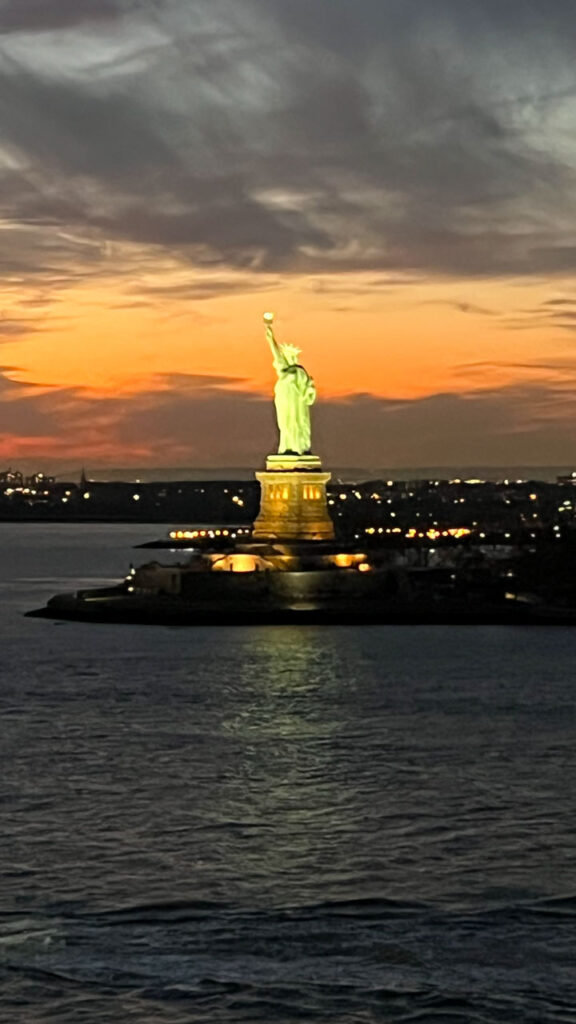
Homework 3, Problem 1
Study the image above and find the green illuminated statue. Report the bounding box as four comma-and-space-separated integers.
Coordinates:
264, 312, 316, 455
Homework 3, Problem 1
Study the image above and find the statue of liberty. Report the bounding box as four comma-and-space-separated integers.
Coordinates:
263, 313, 316, 455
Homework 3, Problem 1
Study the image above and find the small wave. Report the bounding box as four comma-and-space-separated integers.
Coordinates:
81, 895, 429, 932
391, 1014, 489, 1024
87, 898, 234, 925
524, 894, 576, 916
284, 896, 427, 918
142, 979, 249, 1002
0, 917, 63, 956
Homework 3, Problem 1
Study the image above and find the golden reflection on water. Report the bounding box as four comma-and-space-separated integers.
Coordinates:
214, 629, 361, 899
221, 627, 344, 740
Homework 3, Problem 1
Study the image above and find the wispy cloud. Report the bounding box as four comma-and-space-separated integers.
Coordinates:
1, 0, 576, 289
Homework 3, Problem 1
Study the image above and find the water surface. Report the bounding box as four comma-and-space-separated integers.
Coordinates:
0, 524, 574, 1022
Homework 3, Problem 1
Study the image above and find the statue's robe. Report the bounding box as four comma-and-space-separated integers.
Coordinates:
274, 364, 316, 454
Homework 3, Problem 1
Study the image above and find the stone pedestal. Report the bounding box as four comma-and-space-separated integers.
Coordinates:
253, 455, 335, 541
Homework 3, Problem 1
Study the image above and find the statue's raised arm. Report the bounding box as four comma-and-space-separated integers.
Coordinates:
264, 314, 287, 374
263, 312, 316, 456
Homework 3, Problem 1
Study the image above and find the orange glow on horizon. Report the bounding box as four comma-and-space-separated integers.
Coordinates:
3, 264, 576, 467
3, 272, 572, 401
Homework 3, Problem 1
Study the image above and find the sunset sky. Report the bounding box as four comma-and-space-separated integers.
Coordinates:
2, 0, 576, 471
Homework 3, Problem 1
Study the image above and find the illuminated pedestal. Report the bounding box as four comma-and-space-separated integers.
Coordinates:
253, 455, 335, 541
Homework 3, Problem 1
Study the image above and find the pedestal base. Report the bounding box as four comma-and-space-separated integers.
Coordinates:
265, 454, 322, 472
253, 458, 335, 541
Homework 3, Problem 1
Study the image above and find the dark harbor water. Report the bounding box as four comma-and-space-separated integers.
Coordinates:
0, 524, 575, 1023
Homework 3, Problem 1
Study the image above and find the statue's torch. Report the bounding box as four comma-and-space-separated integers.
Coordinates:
263, 312, 281, 365
263, 311, 276, 345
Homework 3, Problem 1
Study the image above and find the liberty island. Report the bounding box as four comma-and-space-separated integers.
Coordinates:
27, 315, 576, 625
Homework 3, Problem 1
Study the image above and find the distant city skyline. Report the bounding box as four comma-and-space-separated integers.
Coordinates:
2, 1, 576, 467
4, 463, 576, 486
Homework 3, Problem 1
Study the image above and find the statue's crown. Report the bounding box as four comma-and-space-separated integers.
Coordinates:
281, 342, 301, 360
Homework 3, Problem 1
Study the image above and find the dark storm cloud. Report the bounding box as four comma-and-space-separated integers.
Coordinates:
266, 0, 576, 50
2, 0, 576, 282
0, 60, 329, 275
0, 0, 118, 33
